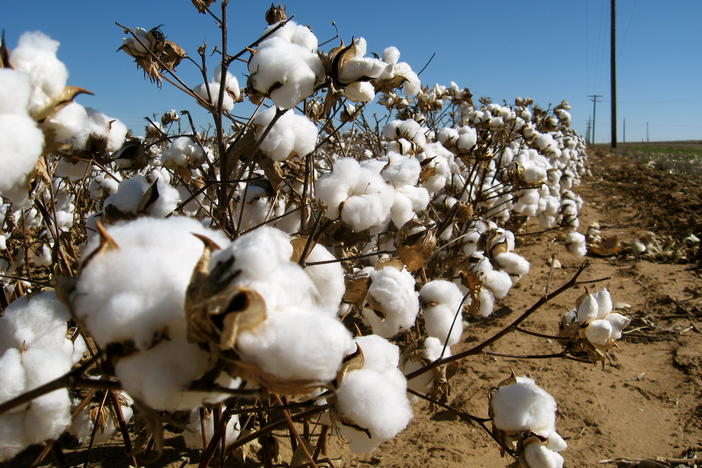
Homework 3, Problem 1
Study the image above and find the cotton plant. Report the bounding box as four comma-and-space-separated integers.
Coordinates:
560, 288, 631, 361
333, 335, 413, 453
0, 291, 87, 461
194, 65, 241, 112
490, 375, 567, 468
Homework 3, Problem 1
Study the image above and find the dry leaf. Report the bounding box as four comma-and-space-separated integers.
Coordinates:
343, 275, 371, 305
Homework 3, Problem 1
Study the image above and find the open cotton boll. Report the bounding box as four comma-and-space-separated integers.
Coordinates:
584, 319, 613, 346
43, 101, 90, 150
73, 216, 228, 349
213, 65, 241, 100
0, 114, 45, 205
335, 367, 412, 453
354, 334, 400, 374
83, 108, 128, 154
115, 333, 227, 410
253, 107, 318, 161
236, 308, 355, 383
10, 31, 68, 116
248, 26, 324, 108
0, 69, 32, 114
163, 136, 205, 168
342, 81, 376, 103
194, 82, 235, 112
491, 376, 557, 437
363, 266, 419, 338
594, 288, 613, 318
301, 243, 345, 315
315, 157, 395, 232
420, 280, 464, 312
382, 46, 400, 65
103, 175, 149, 214
184, 409, 241, 450
482, 268, 512, 300
494, 252, 530, 278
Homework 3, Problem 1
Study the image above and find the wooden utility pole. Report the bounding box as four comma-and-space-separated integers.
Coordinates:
611, 0, 617, 148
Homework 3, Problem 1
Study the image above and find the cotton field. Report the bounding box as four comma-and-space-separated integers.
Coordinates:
0, 4, 638, 467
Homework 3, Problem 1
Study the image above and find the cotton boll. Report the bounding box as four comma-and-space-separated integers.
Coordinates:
565, 231, 586, 258
335, 368, 412, 453
0, 69, 31, 114
494, 252, 530, 278
0, 349, 27, 406
302, 243, 345, 315
0, 114, 45, 205
382, 46, 400, 65
10, 31, 68, 116
576, 294, 598, 323
423, 303, 463, 345
146, 180, 181, 217
43, 101, 90, 150
253, 107, 318, 161
354, 334, 400, 373
420, 280, 464, 312
584, 319, 613, 345
594, 288, 613, 318
163, 136, 205, 168
194, 82, 235, 112
236, 309, 355, 383
491, 376, 557, 437
84, 108, 128, 154
363, 266, 419, 338
103, 175, 149, 215
115, 334, 223, 410
74, 216, 228, 349
343, 81, 376, 103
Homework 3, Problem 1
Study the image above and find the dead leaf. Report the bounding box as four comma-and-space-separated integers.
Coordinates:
343, 275, 371, 305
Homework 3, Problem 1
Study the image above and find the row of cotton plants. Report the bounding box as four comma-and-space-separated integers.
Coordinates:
0, 3, 629, 467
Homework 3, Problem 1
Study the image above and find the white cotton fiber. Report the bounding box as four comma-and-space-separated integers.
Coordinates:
10, 31, 68, 116
0, 114, 45, 205
354, 335, 400, 373
302, 242, 345, 315
523, 441, 565, 468
491, 376, 557, 437
494, 252, 530, 278
74, 216, 228, 349
584, 319, 612, 346
235, 309, 355, 383
194, 82, 235, 112
594, 288, 612, 318
423, 303, 463, 346
363, 266, 419, 338
576, 293, 598, 323
335, 367, 412, 453
253, 107, 318, 161
163, 136, 205, 168
0, 69, 31, 114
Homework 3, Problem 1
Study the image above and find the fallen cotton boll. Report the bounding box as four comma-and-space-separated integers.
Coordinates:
491, 376, 557, 437
565, 231, 587, 258
523, 438, 565, 468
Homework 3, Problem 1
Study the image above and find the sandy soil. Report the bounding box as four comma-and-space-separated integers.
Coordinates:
7, 149, 701, 467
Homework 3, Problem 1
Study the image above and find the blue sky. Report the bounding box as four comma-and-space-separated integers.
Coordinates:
5, 1, 701, 142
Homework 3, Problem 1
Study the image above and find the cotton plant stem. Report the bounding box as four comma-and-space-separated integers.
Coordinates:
405, 261, 589, 381
274, 395, 318, 468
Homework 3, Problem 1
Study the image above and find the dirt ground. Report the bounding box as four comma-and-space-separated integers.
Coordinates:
333, 148, 702, 467
8, 149, 701, 467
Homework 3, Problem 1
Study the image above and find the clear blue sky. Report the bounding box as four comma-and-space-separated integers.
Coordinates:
5, 1, 701, 143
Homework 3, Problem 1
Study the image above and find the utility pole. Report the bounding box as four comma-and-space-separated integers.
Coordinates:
646, 122, 649, 142
589, 94, 602, 144
623, 118, 626, 143
610, 0, 617, 148
586, 118, 592, 144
